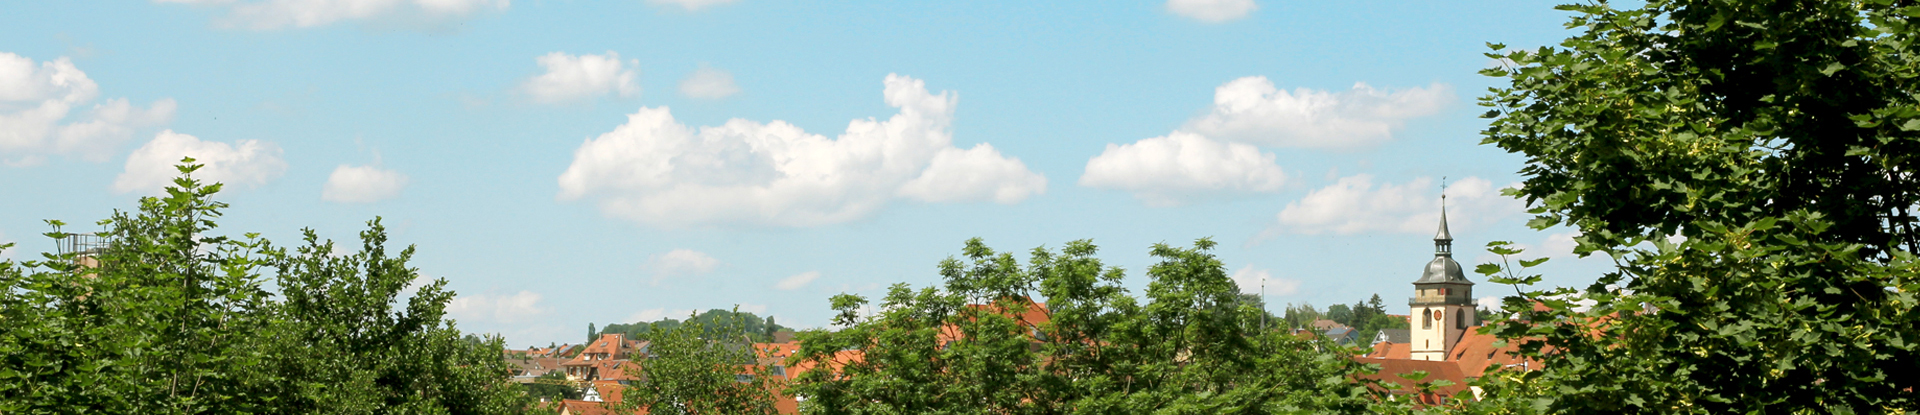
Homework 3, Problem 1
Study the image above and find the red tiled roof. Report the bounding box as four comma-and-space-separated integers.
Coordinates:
1445, 326, 1546, 377
583, 334, 628, 356
595, 359, 642, 381
557, 399, 639, 415
1365, 341, 1412, 360
1310, 319, 1348, 330
1354, 357, 1471, 403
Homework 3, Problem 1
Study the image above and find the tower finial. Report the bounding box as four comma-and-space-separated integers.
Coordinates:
1435, 176, 1453, 250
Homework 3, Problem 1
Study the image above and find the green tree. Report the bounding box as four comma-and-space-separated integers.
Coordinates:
619, 307, 782, 415
254, 220, 533, 414
1282, 302, 1324, 329
1474, 0, 1920, 412
788, 238, 1387, 414
1325, 303, 1353, 328
522, 371, 580, 402
0, 160, 540, 414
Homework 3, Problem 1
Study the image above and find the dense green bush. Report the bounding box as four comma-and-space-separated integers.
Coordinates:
0, 160, 543, 414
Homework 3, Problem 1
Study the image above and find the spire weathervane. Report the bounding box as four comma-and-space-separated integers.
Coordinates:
1435, 176, 1454, 253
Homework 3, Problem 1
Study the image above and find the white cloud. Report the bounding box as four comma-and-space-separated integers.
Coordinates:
647, 249, 718, 284
557, 74, 1047, 228
897, 143, 1048, 204
627, 307, 696, 323
1540, 232, 1580, 258
520, 51, 639, 104
322, 164, 408, 203
774, 271, 820, 291
1166, 0, 1257, 22
163, 0, 510, 30
1273, 175, 1522, 235
1231, 265, 1299, 296
1477, 296, 1501, 310
0, 53, 175, 163
647, 0, 736, 11
679, 66, 740, 100
113, 130, 287, 194
1079, 131, 1285, 206
447, 290, 548, 324
1471, 231, 1589, 266
736, 303, 768, 314
1182, 77, 1451, 149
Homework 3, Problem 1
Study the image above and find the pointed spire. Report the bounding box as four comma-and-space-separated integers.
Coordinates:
1435, 194, 1453, 242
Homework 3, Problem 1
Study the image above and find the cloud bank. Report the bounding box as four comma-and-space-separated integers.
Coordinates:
114, 130, 287, 194
774, 271, 820, 291
647, 0, 737, 11
0, 53, 175, 165
521, 51, 639, 104
322, 164, 408, 203
1183, 77, 1452, 150
1080, 131, 1286, 206
679, 66, 740, 99
447, 290, 548, 325
558, 74, 1047, 228
1273, 175, 1522, 235
1167, 0, 1258, 22
159, 0, 510, 30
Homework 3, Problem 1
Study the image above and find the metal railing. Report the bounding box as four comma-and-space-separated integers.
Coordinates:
55, 233, 108, 257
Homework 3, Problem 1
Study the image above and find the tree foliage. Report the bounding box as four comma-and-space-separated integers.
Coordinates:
601, 309, 791, 343
787, 238, 1386, 414
619, 308, 783, 415
1475, 0, 1920, 412
0, 160, 541, 414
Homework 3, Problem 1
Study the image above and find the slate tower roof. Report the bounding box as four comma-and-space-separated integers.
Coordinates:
1415, 195, 1472, 285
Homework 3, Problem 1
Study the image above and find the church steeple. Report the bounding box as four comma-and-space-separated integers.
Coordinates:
1410, 187, 1475, 361
1414, 193, 1471, 285
1434, 194, 1453, 256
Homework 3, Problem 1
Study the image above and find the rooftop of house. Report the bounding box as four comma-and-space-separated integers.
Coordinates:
1352, 356, 1471, 402
1309, 319, 1348, 330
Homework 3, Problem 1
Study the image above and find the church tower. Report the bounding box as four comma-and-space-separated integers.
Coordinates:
1410, 196, 1475, 361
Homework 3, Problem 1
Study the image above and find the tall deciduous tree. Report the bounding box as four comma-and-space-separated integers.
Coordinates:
1476, 1, 1920, 412
787, 238, 1385, 414
620, 308, 782, 415
0, 160, 540, 414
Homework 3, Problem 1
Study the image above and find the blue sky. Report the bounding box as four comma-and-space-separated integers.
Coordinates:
1, 0, 1610, 347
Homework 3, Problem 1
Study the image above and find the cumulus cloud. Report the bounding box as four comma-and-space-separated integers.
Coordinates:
447, 290, 548, 324
647, 249, 718, 284
1540, 232, 1580, 258
679, 66, 740, 100
1471, 231, 1601, 266
0, 53, 175, 164
1080, 131, 1285, 206
113, 130, 287, 194
160, 0, 510, 30
1273, 175, 1522, 235
1477, 296, 1501, 311
1167, 0, 1257, 22
1231, 265, 1299, 296
647, 0, 736, 11
897, 144, 1049, 204
1183, 77, 1451, 149
774, 271, 820, 291
557, 74, 1047, 228
322, 164, 408, 203
520, 51, 639, 104
627, 307, 696, 323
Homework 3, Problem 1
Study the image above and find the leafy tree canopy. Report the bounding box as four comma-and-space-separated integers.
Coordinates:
1474, 0, 1920, 412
